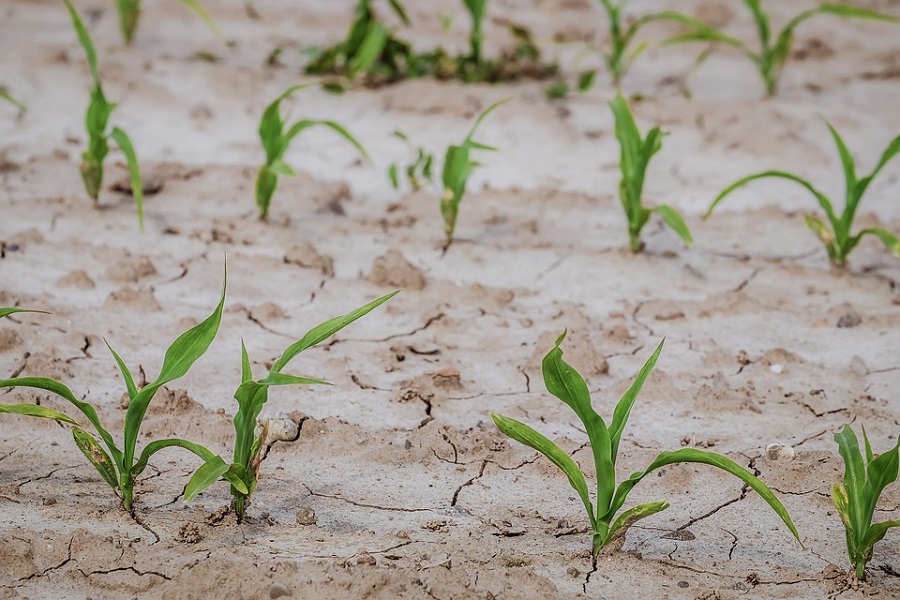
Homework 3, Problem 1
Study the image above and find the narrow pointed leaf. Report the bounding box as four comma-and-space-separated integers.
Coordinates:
608, 448, 802, 545
0, 403, 78, 425
605, 500, 669, 544
105, 341, 137, 400
609, 339, 664, 461
184, 456, 231, 501
0, 308, 48, 320
73, 428, 120, 491
109, 127, 144, 231
270, 291, 397, 374
652, 205, 693, 246
491, 413, 594, 526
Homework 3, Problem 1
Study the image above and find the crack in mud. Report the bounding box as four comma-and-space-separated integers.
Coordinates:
130, 510, 161, 544
731, 267, 761, 293
77, 565, 172, 581
582, 555, 598, 594
332, 312, 445, 345
17, 536, 74, 582
800, 402, 849, 418
303, 484, 435, 513
450, 459, 488, 507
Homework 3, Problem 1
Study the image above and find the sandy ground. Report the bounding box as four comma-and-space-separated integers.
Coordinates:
1, 0, 899, 598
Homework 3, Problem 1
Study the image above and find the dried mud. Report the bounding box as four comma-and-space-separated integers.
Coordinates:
1, 0, 899, 599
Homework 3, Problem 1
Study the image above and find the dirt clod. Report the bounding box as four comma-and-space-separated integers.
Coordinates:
269, 582, 292, 598
296, 506, 317, 526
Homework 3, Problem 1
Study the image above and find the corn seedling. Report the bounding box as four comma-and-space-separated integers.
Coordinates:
610, 94, 692, 253
832, 425, 900, 580
64, 0, 145, 230
706, 123, 900, 267
388, 131, 434, 192
255, 83, 368, 220
306, 0, 553, 86
596, 1, 721, 85
114, 0, 221, 45
0, 274, 243, 512
661, 1, 899, 96
0, 89, 24, 112
184, 292, 398, 522
305, 0, 420, 85
440, 98, 508, 247
492, 332, 802, 557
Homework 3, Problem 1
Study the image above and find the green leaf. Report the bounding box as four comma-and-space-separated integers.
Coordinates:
268, 159, 296, 177
832, 482, 853, 533
63, 0, 100, 86
0, 89, 25, 112
609, 339, 663, 462
834, 425, 869, 538
105, 341, 138, 401
177, 0, 224, 41
0, 402, 78, 425
605, 500, 669, 546
109, 127, 144, 231
825, 121, 857, 202
864, 520, 900, 551
542, 331, 614, 517
184, 456, 230, 501
270, 291, 397, 374
315, 120, 370, 162
854, 228, 900, 257
0, 308, 48, 320
652, 205, 693, 246
854, 135, 900, 200
706, 170, 839, 231
577, 70, 596, 92
241, 340, 252, 384
491, 413, 594, 527
123, 270, 226, 471
257, 372, 331, 387
386, 0, 411, 26
388, 163, 400, 188
464, 98, 511, 145
860, 436, 900, 528
608, 448, 802, 545
131, 436, 218, 478
0, 377, 122, 469
73, 428, 120, 491
818, 3, 900, 23
348, 21, 388, 76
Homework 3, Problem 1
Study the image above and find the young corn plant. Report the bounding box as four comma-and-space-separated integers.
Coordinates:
596, 1, 720, 85
388, 131, 434, 192
662, 1, 899, 96
832, 425, 900, 580
462, 0, 487, 67
184, 292, 398, 522
64, 0, 145, 230
440, 98, 508, 247
610, 94, 692, 253
305, 0, 419, 84
706, 123, 900, 267
114, 0, 222, 45
255, 84, 369, 220
492, 332, 802, 556
0, 274, 244, 512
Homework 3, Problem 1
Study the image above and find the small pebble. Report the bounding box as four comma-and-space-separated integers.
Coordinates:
356, 552, 377, 566
296, 506, 317, 526
269, 582, 292, 598
769, 364, 783, 374
837, 310, 862, 328
765, 443, 796, 462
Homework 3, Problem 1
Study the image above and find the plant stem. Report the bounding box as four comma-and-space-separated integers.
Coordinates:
122, 486, 134, 512
592, 533, 604, 556
233, 495, 246, 523
855, 561, 865, 580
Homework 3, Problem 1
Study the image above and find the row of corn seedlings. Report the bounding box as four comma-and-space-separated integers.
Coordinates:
0, 298, 896, 579
6, 2, 897, 266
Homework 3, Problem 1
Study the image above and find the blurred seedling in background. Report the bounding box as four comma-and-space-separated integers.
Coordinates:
305, 0, 553, 86
0, 273, 244, 512
0, 89, 25, 112
255, 83, 369, 220
305, 0, 421, 85
706, 123, 900, 267
388, 131, 434, 192
185, 292, 398, 522
114, 0, 222, 44
661, 1, 899, 96
595, 0, 719, 85
64, 0, 145, 230
832, 425, 900, 580
610, 94, 692, 252
491, 332, 802, 557
440, 98, 508, 248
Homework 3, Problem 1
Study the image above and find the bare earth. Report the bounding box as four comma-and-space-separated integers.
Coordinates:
1, 0, 899, 598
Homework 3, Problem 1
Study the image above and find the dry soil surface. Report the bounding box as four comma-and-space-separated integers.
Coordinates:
1, 0, 899, 599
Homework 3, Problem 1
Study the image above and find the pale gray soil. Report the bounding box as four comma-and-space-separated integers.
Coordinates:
1, 1, 899, 599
